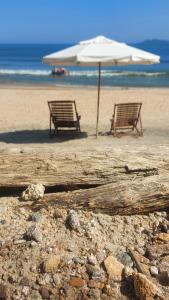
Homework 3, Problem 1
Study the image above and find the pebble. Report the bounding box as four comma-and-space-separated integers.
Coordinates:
39, 287, 50, 299
150, 266, 158, 276
103, 255, 124, 281
116, 251, 133, 267
87, 253, 97, 265
66, 210, 80, 231
25, 225, 42, 242
133, 272, 159, 300
53, 274, 61, 286
42, 255, 60, 273
22, 286, 30, 296
68, 277, 85, 288
30, 212, 41, 222
22, 183, 45, 201
73, 257, 86, 265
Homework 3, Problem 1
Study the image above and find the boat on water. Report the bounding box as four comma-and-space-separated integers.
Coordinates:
51, 67, 68, 76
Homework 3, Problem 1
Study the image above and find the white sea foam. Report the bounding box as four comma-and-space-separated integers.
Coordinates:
69, 70, 167, 77
0, 69, 167, 77
0, 69, 50, 76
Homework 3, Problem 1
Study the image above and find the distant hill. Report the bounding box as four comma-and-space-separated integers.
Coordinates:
130, 39, 169, 56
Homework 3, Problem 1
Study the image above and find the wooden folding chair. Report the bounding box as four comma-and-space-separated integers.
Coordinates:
110, 102, 143, 136
48, 100, 81, 136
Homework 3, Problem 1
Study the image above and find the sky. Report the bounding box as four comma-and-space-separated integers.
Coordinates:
0, 0, 169, 43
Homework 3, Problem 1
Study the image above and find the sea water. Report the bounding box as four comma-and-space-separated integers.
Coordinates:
0, 41, 169, 87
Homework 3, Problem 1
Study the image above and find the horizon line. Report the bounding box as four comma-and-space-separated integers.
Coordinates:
0, 38, 169, 45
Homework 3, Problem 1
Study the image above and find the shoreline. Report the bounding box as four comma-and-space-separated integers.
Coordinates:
0, 82, 169, 91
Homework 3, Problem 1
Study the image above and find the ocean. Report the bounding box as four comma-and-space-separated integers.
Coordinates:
0, 41, 169, 87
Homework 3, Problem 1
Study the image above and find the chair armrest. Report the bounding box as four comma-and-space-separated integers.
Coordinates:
77, 114, 81, 120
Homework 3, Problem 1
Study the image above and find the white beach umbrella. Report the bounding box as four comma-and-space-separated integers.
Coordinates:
43, 36, 160, 137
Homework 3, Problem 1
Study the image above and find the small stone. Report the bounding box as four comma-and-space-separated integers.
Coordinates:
157, 271, 169, 286
87, 254, 97, 265
157, 233, 169, 243
39, 287, 50, 299
53, 208, 67, 219
66, 210, 80, 231
91, 271, 102, 280
22, 286, 29, 296
25, 225, 42, 242
116, 252, 133, 267
159, 255, 169, 273
20, 277, 29, 286
88, 279, 104, 289
53, 274, 61, 286
68, 277, 85, 288
133, 273, 159, 300
22, 183, 45, 201
146, 243, 169, 260
103, 255, 124, 281
14, 239, 25, 245
123, 266, 134, 278
42, 255, 60, 273
86, 264, 100, 278
30, 212, 41, 222
0, 285, 9, 300
73, 257, 86, 265
150, 266, 158, 276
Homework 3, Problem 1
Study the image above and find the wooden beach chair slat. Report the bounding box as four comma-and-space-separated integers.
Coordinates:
110, 102, 143, 136
48, 100, 81, 136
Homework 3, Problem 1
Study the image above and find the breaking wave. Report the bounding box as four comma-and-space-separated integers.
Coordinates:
69, 70, 167, 77
0, 69, 167, 77
0, 69, 51, 76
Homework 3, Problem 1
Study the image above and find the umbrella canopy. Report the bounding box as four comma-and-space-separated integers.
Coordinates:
43, 36, 160, 136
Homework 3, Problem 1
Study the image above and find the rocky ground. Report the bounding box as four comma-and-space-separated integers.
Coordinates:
0, 185, 169, 300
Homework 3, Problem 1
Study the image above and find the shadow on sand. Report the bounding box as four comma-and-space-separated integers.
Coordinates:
0, 129, 88, 144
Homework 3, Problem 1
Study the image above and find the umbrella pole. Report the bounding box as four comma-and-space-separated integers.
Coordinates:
96, 62, 101, 138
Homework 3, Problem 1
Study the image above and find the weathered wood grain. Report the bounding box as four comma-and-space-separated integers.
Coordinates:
0, 151, 164, 188
29, 175, 169, 215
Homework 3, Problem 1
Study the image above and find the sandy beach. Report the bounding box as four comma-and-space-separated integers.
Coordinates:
0, 85, 169, 153
1, 85, 169, 299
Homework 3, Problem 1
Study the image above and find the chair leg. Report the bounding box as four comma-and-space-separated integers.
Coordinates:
139, 116, 143, 136
135, 117, 143, 136
49, 116, 52, 137
78, 122, 81, 132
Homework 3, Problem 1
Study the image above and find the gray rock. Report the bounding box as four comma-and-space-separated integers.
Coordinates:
25, 225, 42, 242
30, 212, 41, 222
116, 252, 133, 268
73, 257, 86, 265
22, 184, 45, 201
53, 274, 61, 285
87, 254, 97, 265
66, 210, 80, 230
150, 266, 158, 276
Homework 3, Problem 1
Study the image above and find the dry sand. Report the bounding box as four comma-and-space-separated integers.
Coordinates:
0, 85, 169, 153
1, 85, 169, 299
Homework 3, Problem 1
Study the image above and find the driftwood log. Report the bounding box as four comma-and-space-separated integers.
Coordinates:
0, 151, 164, 188
1, 151, 169, 215
31, 175, 169, 215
